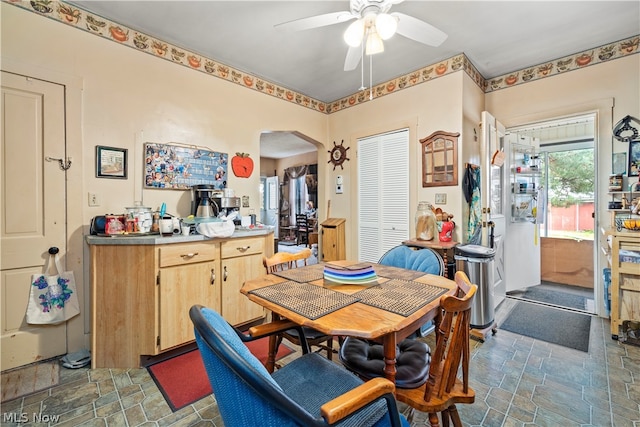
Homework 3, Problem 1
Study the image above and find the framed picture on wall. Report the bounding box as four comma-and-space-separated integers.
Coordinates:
630, 141, 640, 177
96, 146, 127, 179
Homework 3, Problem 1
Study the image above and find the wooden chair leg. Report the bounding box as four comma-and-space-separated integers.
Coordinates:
428, 412, 441, 427
326, 338, 333, 361
269, 334, 285, 372
441, 410, 450, 427
448, 405, 462, 427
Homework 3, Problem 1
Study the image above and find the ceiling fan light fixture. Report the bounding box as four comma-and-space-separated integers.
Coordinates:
365, 31, 384, 55
375, 13, 397, 40
344, 19, 365, 47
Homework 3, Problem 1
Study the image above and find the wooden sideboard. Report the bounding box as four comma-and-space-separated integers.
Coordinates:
604, 229, 640, 340
87, 231, 273, 368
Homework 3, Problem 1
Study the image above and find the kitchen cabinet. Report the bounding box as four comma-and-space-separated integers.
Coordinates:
220, 237, 267, 325
88, 231, 273, 368
605, 229, 640, 340
157, 243, 219, 350
510, 142, 541, 223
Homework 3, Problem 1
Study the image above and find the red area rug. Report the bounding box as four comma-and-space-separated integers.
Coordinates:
148, 338, 294, 411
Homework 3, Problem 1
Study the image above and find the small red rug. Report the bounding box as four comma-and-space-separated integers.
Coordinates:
148, 338, 294, 411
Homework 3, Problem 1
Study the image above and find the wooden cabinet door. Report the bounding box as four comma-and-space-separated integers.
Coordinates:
221, 253, 265, 325
158, 260, 219, 350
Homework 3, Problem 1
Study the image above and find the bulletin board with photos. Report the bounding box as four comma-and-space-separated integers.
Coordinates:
144, 143, 228, 190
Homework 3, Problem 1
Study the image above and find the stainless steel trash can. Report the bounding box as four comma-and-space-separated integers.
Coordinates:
455, 244, 496, 329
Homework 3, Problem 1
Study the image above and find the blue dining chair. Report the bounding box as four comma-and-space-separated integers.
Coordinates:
189, 305, 410, 427
339, 245, 445, 389
379, 244, 444, 277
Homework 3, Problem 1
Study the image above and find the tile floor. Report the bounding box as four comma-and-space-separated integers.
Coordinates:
2, 298, 639, 427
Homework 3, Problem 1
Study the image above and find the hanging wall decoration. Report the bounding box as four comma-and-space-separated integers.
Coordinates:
144, 142, 228, 189
231, 152, 254, 178
328, 140, 350, 170
420, 131, 459, 187
613, 115, 640, 143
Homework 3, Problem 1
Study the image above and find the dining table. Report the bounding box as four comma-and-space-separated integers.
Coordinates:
240, 260, 457, 384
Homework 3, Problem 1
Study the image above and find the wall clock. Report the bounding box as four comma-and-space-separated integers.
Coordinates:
328, 140, 350, 170
231, 152, 254, 178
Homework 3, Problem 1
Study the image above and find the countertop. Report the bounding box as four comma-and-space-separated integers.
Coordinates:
86, 227, 274, 245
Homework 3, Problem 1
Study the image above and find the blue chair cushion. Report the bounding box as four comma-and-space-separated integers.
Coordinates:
379, 245, 442, 275
273, 353, 408, 427
338, 337, 431, 389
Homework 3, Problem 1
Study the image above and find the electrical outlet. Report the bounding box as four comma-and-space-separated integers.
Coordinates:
435, 193, 447, 204
88, 192, 100, 207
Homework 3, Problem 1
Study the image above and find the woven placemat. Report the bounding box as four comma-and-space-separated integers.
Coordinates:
372, 264, 426, 281
249, 281, 360, 320
272, 264, 324, 282
353, 279, 448, 317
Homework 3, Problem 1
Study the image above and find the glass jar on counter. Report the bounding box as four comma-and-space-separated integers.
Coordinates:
125, 206, 153, 233
415, 201, 437, 241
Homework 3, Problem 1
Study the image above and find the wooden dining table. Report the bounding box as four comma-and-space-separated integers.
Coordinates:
240, 260, 457, 384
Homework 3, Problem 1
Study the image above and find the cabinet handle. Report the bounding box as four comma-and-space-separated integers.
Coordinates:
223, 266, 228, 281
236, 246, 250, 252
181, 252, 199, 259
210, 268, 215, 285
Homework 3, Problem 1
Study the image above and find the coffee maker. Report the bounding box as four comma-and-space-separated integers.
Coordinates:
190, 184, 221, 218
212, 195, 241, 219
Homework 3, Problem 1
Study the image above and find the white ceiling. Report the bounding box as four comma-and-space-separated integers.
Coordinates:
66, 1, 640, 158
260, 131, 318, 159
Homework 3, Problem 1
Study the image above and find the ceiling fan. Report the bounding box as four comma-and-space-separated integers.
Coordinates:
275, 0, 448, 71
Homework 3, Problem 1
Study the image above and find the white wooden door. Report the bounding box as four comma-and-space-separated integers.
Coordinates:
481, 112, 506, 307
1, 71, 67, 370
358, 129, 410, 263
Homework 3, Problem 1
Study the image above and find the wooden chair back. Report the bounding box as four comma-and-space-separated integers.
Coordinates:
424, 271, 477, 403
395, 270, 477, 425
295, 214, 310, 245
263, 248, 312, 273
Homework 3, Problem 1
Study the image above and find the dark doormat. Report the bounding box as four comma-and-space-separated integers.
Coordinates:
500, 302, 591, 352
521, 285, 587, 311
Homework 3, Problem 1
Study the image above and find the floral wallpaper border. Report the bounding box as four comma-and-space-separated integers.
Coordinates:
5, 0, 639, 115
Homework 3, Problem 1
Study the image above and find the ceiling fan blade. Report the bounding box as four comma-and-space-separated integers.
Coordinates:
392, 12, 448, 47
275, 11, 355, 32
344, 45, 362, 71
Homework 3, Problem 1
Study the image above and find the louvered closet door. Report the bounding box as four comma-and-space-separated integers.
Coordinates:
358, 129, 410, 263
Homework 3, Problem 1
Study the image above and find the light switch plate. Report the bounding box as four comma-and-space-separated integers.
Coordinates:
435, 193, 446, 204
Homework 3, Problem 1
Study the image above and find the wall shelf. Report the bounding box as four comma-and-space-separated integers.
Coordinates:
510, 143, 540, 223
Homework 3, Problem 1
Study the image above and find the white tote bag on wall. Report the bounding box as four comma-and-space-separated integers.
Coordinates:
26, 248, 80, 325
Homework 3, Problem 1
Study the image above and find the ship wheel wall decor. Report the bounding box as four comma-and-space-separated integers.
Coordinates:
328, 140, 350, 170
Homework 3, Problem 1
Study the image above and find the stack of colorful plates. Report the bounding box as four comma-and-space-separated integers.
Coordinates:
323, 264, 378, 285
